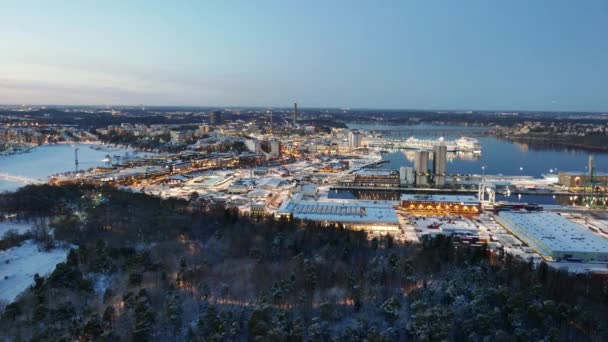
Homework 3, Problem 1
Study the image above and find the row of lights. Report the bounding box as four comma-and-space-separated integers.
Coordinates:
406, 203, 479, 212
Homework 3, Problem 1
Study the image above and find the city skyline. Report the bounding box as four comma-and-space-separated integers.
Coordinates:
1, 1, 608, 111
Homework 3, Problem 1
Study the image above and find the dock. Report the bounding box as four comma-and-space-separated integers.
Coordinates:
330, 185, 574, 196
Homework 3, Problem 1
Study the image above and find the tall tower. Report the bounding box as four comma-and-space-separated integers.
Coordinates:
74, 146, 79, 172
433, 142, 447, 186
293, 102, 298, 127
268, 110, 273, 134
414, 151, 429, 186
348, 130, 362, 150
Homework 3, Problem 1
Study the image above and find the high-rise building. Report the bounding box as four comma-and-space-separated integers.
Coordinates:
209, 110, 222, 125
348, 130, 362, 150
414, 151, 429, 186
293, 102, 299, 126
245, 139, 262, 153
433, 143, 447, 186
270, 139, 281, 158
400, 166, 414, 185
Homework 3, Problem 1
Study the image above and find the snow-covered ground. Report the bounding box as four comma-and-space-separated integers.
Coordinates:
0, 240, 69, 303
0, 221, 32, 237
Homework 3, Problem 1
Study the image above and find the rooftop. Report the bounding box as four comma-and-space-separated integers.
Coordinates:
354, 169, 397, 177
277, 199, 398, 224
497, 211, 608, 255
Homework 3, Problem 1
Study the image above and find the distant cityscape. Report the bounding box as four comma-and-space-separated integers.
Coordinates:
2, 105, 608, 270
3, 1, 608, 339
3, 106, 608, 340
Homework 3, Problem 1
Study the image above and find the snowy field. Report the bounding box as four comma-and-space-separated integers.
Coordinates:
0, 221, 32, 237
0, 240, 69, 303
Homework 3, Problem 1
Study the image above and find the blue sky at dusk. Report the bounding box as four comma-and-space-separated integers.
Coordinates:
1, 0, 607, 111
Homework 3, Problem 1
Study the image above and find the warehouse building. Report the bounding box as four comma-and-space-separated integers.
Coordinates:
495, 211, 608, 262
275, 199, 399, 232
400, 194, 482, 215
341, 169, 401, 187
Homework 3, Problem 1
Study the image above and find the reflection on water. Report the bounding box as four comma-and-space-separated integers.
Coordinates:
394, 150, 480, 163
380, 137, 608, 177
515, 142, 529, 153
350, 124, 608, 177
347, 123, 488, 139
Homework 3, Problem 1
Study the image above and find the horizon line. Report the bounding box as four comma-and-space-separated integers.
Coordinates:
0, 103, 606, 114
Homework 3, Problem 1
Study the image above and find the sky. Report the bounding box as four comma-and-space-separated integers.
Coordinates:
1, 0, 607, 111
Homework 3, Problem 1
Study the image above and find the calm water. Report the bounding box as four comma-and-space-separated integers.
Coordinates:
348, 123, 608, 177
342, 123, 608, 205
0, 144, 144, 192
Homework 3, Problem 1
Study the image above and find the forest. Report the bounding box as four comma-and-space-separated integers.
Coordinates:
0, 184, 607, 341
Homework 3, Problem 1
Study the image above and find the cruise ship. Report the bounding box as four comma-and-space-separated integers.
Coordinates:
396, 136, 481, 153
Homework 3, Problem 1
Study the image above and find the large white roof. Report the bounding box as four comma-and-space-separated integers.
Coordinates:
354, 169, 396, 177
278, 200, 398, 224
497, 211, 608, 255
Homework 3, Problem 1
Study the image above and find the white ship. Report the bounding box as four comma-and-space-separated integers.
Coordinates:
455, 137, 482, 154
396, 136, 481, 153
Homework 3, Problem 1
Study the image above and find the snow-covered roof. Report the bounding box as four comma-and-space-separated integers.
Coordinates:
277, 199, 398, 225
257, 177, 283, 189
354, 169, 396, 177
247, 189, 272, 198
496, 211, 608, 256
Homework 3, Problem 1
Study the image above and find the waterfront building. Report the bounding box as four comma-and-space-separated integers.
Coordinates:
275, 199, 399, 232
495, 211, 608, 262
399, 166, 414, 185
433, 143, 447, 186
557, 171, 608, 188
400, 194, 481, 215
342, 169, 401, 187
414, 151, 429, 186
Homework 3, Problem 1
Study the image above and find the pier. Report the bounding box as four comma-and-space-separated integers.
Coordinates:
330, 185, 574, 196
